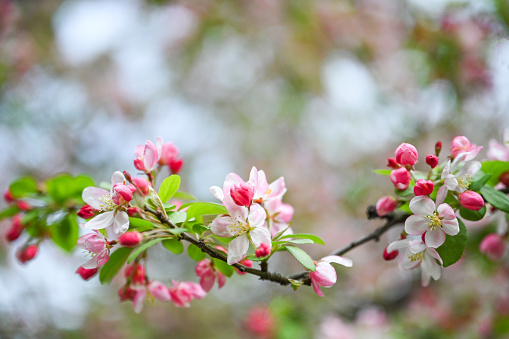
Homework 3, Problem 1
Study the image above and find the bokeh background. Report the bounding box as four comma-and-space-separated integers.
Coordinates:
1, 0, 509, 338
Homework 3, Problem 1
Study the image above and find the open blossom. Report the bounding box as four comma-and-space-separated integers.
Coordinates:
119, 285, 147, 314
480, 234, 506, 261
263, 198, 294, 236
169, 281, 206, 308
387, 239, 443, 286
134, 139, 161, 173
309, 256, 353, 297
82, 171, 135, 234
441, 153, 481, 193
450, 136, 483, 161
77, 231, 110, 268
405, 196, 459, 248
395, 143, 418, 166
195, 259, 226, 292
488, 129, 509, 161
390, 168, 411, 190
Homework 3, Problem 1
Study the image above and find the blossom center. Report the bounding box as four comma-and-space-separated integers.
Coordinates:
425, 212, 442, 230
457, 174, 471, 190
228, 218, 250, 236
98, 194, 116, 211
408, 251, 424, 262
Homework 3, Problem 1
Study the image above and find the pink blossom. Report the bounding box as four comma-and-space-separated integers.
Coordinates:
118, 230, 143, 247
255, 243, 271, 258
148, 281, 172, 302
383, 246, 398, 260
82, 171, 131, 234
76, 266, 99, 280
426, 154, 439, 168
263, 198, 294, 236
414, 179, 434, 196
488, 130, 509, 161
169, 281, 206, 307
309, 255, 353, 297
395, 143, 418, 166
6, 214, 24, 242
134, 139, 161, 173
131, 177, 152, 196
375, 196, 397, 217
480, 234, 506, 261
158, 142, 179, 166
124, 263, 147, 285
118, 285, 147, 314
459, 191, 484, 211
387, 158, 399, 169
195, 259, 226, 292
450, 136, 483, 161
77, 231, 109, 268
405, 196, 459, 248
390, 168, 411, 190
230, 182, 255, 207
16, 244, 38, 264
245, 307, 275, 339
169, 158, 184, 174
441, 154, 481, 193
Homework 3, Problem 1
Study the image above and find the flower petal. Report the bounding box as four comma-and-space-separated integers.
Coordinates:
111, 171, 125, 186
225, 173, 244, 184
222, 182, 248, 219
82, 187, 110, 210
425, 228, 446, 248
436, 185, 448, 206
312, 261, 337, 287
95, 249, 110, 267
199, 272, 216, 292
322, 255, 353, 267
83, 211, 114, 230
209, 186, 224, 202
210, 216, 235, 237
113, 211, 129, 234
268, 177, 286, 200
426, 247, 443, 265
444, 175, 459, 191
405, 215, 429, 235
311, 278, 324, 297
409, 196, 435, 215
408, 240, 426, 254
248, 203, 266, 228
227, 235, 249, 265
250, 227, 271, 249
387, 239, 410, 253
255, 170, 269, 198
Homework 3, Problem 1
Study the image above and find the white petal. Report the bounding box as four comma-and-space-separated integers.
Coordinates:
436, 186, 448, 206
408, 240, 426, 254
387, 239, 410, 253
83, 211, 114, 230
250, 227, 271, 249
457, 161, 481, 177
405, 215, 430, 235
227, 235, 249, 265
210, 216, 235, 237
425, 228, 446, 248
322, 255, 353, 267
248, 203, 267, 228
441, 160, 451, 179
423, 254, 441, 280
113, 211, 129, 234
111, 171, 125, 186
209, 186, 224, 202
426, 247, 443, 265
409, 196, 435, 215
444, 175, 459, 191
82, 187, 110, 210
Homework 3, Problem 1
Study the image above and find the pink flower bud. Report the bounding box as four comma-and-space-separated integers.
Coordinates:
459, 191, 484, 211
435, 141, 442, 156
480, 234, 506, 261
127, 207, 141, 217
76, 266, 99, 280
112, 184, 134, 205
16, 244, 38, 263
125, 264, 146, 285
387, 158, 399, 169
118, 286, 137, 302
169, 158, 184, 174
132, 177, 151, 196
383, 246, 398, 260
395, 143, 418, 166
148, 281, 171, 302
6, 214, 24, 242
414, 179, 434, 196
245, 307, 275, 338
4, 189, 14, 203
390, 168, 411, 190
499, 172, 509, 186
230, 182, 255, 207
425, 154, 439, 168
16, 200, 31, 211
118, 231, 143, 247
236, 258, 253, 276
255, 243, 271, 258
159, 143, 179, 165
375, 196, 397, 217
77, 205, 96, 219
122, 171, 132, 182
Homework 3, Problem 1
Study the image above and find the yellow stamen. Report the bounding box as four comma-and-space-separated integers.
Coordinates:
425, 212, 442, 230
409, 252, 424, 262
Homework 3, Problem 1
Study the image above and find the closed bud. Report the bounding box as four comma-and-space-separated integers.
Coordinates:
383, 246, 399, 260
387, 158, 399, 169
375, 196, 397, 217
390, 168, 411, 190
16, 244, 38, 263
16, 200, 31, 211
77, 205, 96, 219
132, 177, 151, 196
480, 233, 506, 261
124, 263, 146, 285
230, 182, 255, 207
459, 191, 484, 211
118, 286, 137, 302
122, 171, 132, 182
414, 179, 434, 196
255, 243, 271, 258
395, 143, 418, 166
435, 141, 442, 156
6, 214, 24, 242
499, 172, 509, 186
118, 231, 143, 247
127, 206, 141, 217
4, 189, 14, 203
76, 266, 99, 280
425, 154, 439, 168
169, 158, 184, 174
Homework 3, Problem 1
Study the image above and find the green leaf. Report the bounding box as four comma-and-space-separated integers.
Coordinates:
163, 203, 177, 212
167, 228, 188, 235
9, 176, 37, 199
481, 185, 509, 213
172, 191, 197, 201
189, 223, 210, 234
158, 175, 181, 202
284, 245, 315, 271
372, 169, 391, 176
271, 222, 292, 241
46, 174, 74, 204
398, 202, 411, 214
272, 239, 314, 246
162, 239, 184, 254
395, 186, 414, 197
279, 233, 325, 245
49, 214, 79, 252
187, 244, 206, 261
481, 161, 509, 186
99, 247, 133, 284
459, 205, 486, 222
185, 202, 228, 220
470, 174, 492, 191
212, 258, 235, 277
128, 217, 155, 232
436, 219, 468, 267
168, 211, 187, 224
0, 205, 20, 220
127, 238, 164, 264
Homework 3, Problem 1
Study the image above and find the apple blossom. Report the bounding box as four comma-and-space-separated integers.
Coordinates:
387, 239, 443, 286
245, 307, 275, 339
82, 171, 134, 234
158, 141, 179, 166
390, 168, 411, 190
124, 263, 147, 285
441, 153, 481, 193
77, 231, 110, 268
395, 143, 418, 166
195, 259, 226, 292
131, 177, 151, 196
230, 181, 255, 207
309, 255, 353, 297
6, 214, 23, 242
118, 230, 143, 247
16, 244, 38, 264
487, 129, 509, 161
425, 154, 439, 168
76, 266, 99, 280
376, 196, 397, 217
169, 158, 184, 174
118, 285, 147, 313
414, 179, 434, 196
216, 245, 252, 275
134, 139, 161, 173
405, 196, 459, 248
3, 189, 14, 203
459, 191, 484, 211
263, 198, 294, 236
479, 234, 506, 261
148, 281, 172, 302
77, 205, 96, 219
169, 281, 206, 308
450, 136, 483, 161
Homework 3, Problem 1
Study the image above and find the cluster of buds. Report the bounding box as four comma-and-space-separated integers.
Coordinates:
134, 137, 184, 177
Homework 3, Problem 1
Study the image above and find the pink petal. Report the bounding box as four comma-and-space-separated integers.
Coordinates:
95, 249, 110, 267
148, 281, 171, 302
248, 167, 259, 188
405, 215, 429, 235
425, 228, 446, 248
83, 211, 115, 230
322, 255, 353, 267
113, 211, 129, 234
409, 196, 435, 215
426, 247, 443, 265
312, 261, 337, 287
199, 272, 216, 292
311, 278, 324, 297
217, 273, 226, 288
77, 233, 98, 250
437, 203, 456, 220
436, 186, 448, 206
488, 140, 509, 161
84, 235, 106, 253
227, 234, 249, 265
143, 140, 158, 172
225, 173, 244, 184
222, 182, 248, 219
82, 187, 110, 210
210, 216, 235, 237
267, 177, 286, 200
132, 288, 147, 313
255, 170, 269, 198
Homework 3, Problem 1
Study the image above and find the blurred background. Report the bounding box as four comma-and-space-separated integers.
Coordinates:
1, 0, 509, 338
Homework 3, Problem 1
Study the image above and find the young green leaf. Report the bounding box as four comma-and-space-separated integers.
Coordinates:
212, 258, 235, 277
187, 244, 206, 261
469, 174, 492, 191
372, 169, 392, 176
158, 175, 181, 203
481, 185, 509, 213
162, 239, 184, 254
127, 238, 165, 264
185, 202, 228, 220
172, 191, 197, 201
279, 233, 325, 245
99, 247, 134, 284
0, 205, 20, 220
49, 214, 79, 252
436, 219, 468, 267
128, 217, 155, 232
9, 176, 38, 199
284, 245, 316, 271
168, 211, 187, 225
481, 161, 509, 186
272, 239, 314, 246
